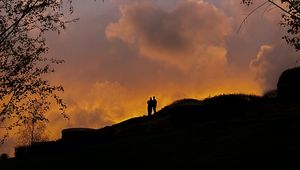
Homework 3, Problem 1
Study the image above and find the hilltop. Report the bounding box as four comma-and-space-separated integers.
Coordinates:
2, 93, 300, 169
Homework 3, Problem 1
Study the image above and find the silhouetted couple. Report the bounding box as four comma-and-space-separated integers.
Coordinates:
147, 96, 157, 116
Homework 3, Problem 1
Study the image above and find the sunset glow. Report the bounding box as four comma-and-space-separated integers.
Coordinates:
1, 0, 299, 156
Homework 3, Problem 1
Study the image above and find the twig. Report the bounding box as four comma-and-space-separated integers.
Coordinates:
238, 1, 269, 33
267, 0, 300, 20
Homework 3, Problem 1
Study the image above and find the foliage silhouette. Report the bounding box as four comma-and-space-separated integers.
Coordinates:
263, 89, 277, 99
241, 0, 300, 50
0, 0, 75, 143
16, 119, 49, 146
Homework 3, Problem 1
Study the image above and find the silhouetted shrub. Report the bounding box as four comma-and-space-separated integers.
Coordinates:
15, 141, 57, 158
277, 67, 300, 99
158, 94, 262, 126
0, 153, 8, 160
170, 98, 202, 106
263, 89, 277, 99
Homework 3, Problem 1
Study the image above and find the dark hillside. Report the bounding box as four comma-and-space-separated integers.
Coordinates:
2, 94, 300, 169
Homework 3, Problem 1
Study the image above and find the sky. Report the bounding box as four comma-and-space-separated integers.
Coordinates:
1, 0, 300, 156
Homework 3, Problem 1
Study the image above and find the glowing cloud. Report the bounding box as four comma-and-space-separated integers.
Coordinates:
106, 0, 231, 70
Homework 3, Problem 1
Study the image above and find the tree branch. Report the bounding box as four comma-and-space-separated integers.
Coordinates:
0, 0, 39, 45
268, 0, 300, 20
238, 1, 269, 33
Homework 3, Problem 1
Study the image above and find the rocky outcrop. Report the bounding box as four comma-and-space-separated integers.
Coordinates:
277, 67, 300, 99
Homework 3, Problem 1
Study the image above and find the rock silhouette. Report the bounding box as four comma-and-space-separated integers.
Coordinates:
277, 66, 300, 99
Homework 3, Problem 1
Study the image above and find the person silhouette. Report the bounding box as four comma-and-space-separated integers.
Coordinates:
147, 97, 153, 116
152, 96, 157, 114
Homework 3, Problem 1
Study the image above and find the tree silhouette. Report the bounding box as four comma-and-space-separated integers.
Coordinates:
16, 99, 52, 146
0, 0, 75, 143
17, 118, 49, 146
241, 0, 300, 50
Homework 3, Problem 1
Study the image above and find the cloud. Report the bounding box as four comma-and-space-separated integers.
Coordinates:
212, 0, 298, 93
250, 43, 298, 92
106, 0, 231, 70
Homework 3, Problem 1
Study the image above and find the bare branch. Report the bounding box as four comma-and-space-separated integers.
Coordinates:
238, 1, 269, 33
